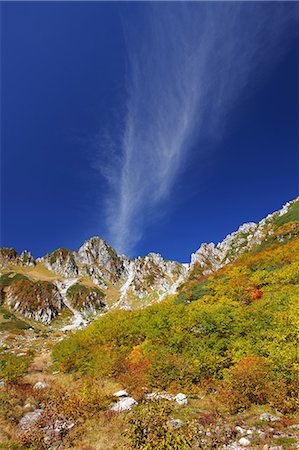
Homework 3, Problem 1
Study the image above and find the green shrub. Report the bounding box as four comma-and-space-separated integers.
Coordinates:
0, 353, 31, 382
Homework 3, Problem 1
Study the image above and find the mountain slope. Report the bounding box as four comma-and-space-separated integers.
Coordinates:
0, 197, 298, 327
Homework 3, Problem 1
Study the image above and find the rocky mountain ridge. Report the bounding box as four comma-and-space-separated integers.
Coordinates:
190, 198, 298, 274
0, 197, 298, 326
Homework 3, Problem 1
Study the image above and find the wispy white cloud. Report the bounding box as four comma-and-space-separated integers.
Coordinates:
101, 2, 297, 255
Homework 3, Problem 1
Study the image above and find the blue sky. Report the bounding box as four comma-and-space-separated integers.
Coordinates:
1, 2, 298, 262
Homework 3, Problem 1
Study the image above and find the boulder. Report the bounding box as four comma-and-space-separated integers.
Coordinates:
175, 393, 188, 405
33, 381, 49, 390
114, 389, 128, 397
110, 397, 137, 412
239, 437, 251, 447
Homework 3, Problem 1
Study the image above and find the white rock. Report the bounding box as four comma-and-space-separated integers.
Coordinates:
110, 397, 137, 412
239, 437, 251, 446
19, 409, 43, 430
33, 381, 49, 389
260, 413, 280, 422
146, 392, 174, 401
114, 390, 128, 397
175, 393, 188, 405
236, 426, 245, 434
0, 379, 5, 388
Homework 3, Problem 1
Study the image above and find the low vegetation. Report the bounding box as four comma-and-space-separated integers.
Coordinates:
0, 218, 298, 448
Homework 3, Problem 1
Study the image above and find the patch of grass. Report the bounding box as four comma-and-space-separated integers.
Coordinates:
0, 307, 31, 331
274, 436, 297, 447
0, 272, 29, 287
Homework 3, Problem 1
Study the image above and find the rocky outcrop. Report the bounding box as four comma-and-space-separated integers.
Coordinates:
0, 248, 36, 269
66, 283, 106, 316
191, 198, 299, 275
5, 279, 64, 324
119, 253, 187, 302
38, 239, 187, 305
38, 248, 78, 278
1, 197, 297, 325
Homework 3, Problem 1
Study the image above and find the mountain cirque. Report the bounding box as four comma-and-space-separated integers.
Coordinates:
0, 197, 298, 327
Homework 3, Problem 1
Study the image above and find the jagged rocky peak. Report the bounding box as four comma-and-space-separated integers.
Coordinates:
0, 248, 19, 268
119, 252, 187, 302
191, 197, 299, 275
20, 250, 36, 267
74, 236, 120, 270
38, 248, 78, 277
0, 247, 36, 269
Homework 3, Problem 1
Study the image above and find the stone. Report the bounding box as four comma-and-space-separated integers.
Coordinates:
114, 389, 128, 397
239, 437, 251, 446
110, 397, 137, 412
19, 409, 43, 430
175, 393, 188, 405
236, 426, 245, 434
33, 381, 49, 389
146, 392, 174, 401
260, 413, 281, 422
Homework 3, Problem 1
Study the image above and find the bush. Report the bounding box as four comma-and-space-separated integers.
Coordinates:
124, 400, 194, 450
0, 353, 31, 382
220, 356, 294, 412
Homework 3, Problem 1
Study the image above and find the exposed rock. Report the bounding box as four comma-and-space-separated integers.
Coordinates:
114, 390, 128, 397
175, 393, 188, 405
38, 248, 78, 278
33, 381, 49, 389
6, 279, 64, 324
110, 397, 137, 412
0, 248, 36, 269
190, 198, 298, 274
145, 392, 175, 401
20, 250, 36, 267
260, 413, 281, 422
238, 437, 251, 447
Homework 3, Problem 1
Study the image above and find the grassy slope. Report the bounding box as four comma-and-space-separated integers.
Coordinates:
53, 222, 299, 394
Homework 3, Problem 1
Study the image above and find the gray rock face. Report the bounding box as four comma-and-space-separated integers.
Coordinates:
0, 248, 36, 269
38, 248, 78, 278
20, 250, 36, 267
6, 280, 64, 325
1, 197, 297, 325
191, 198, 297, 275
